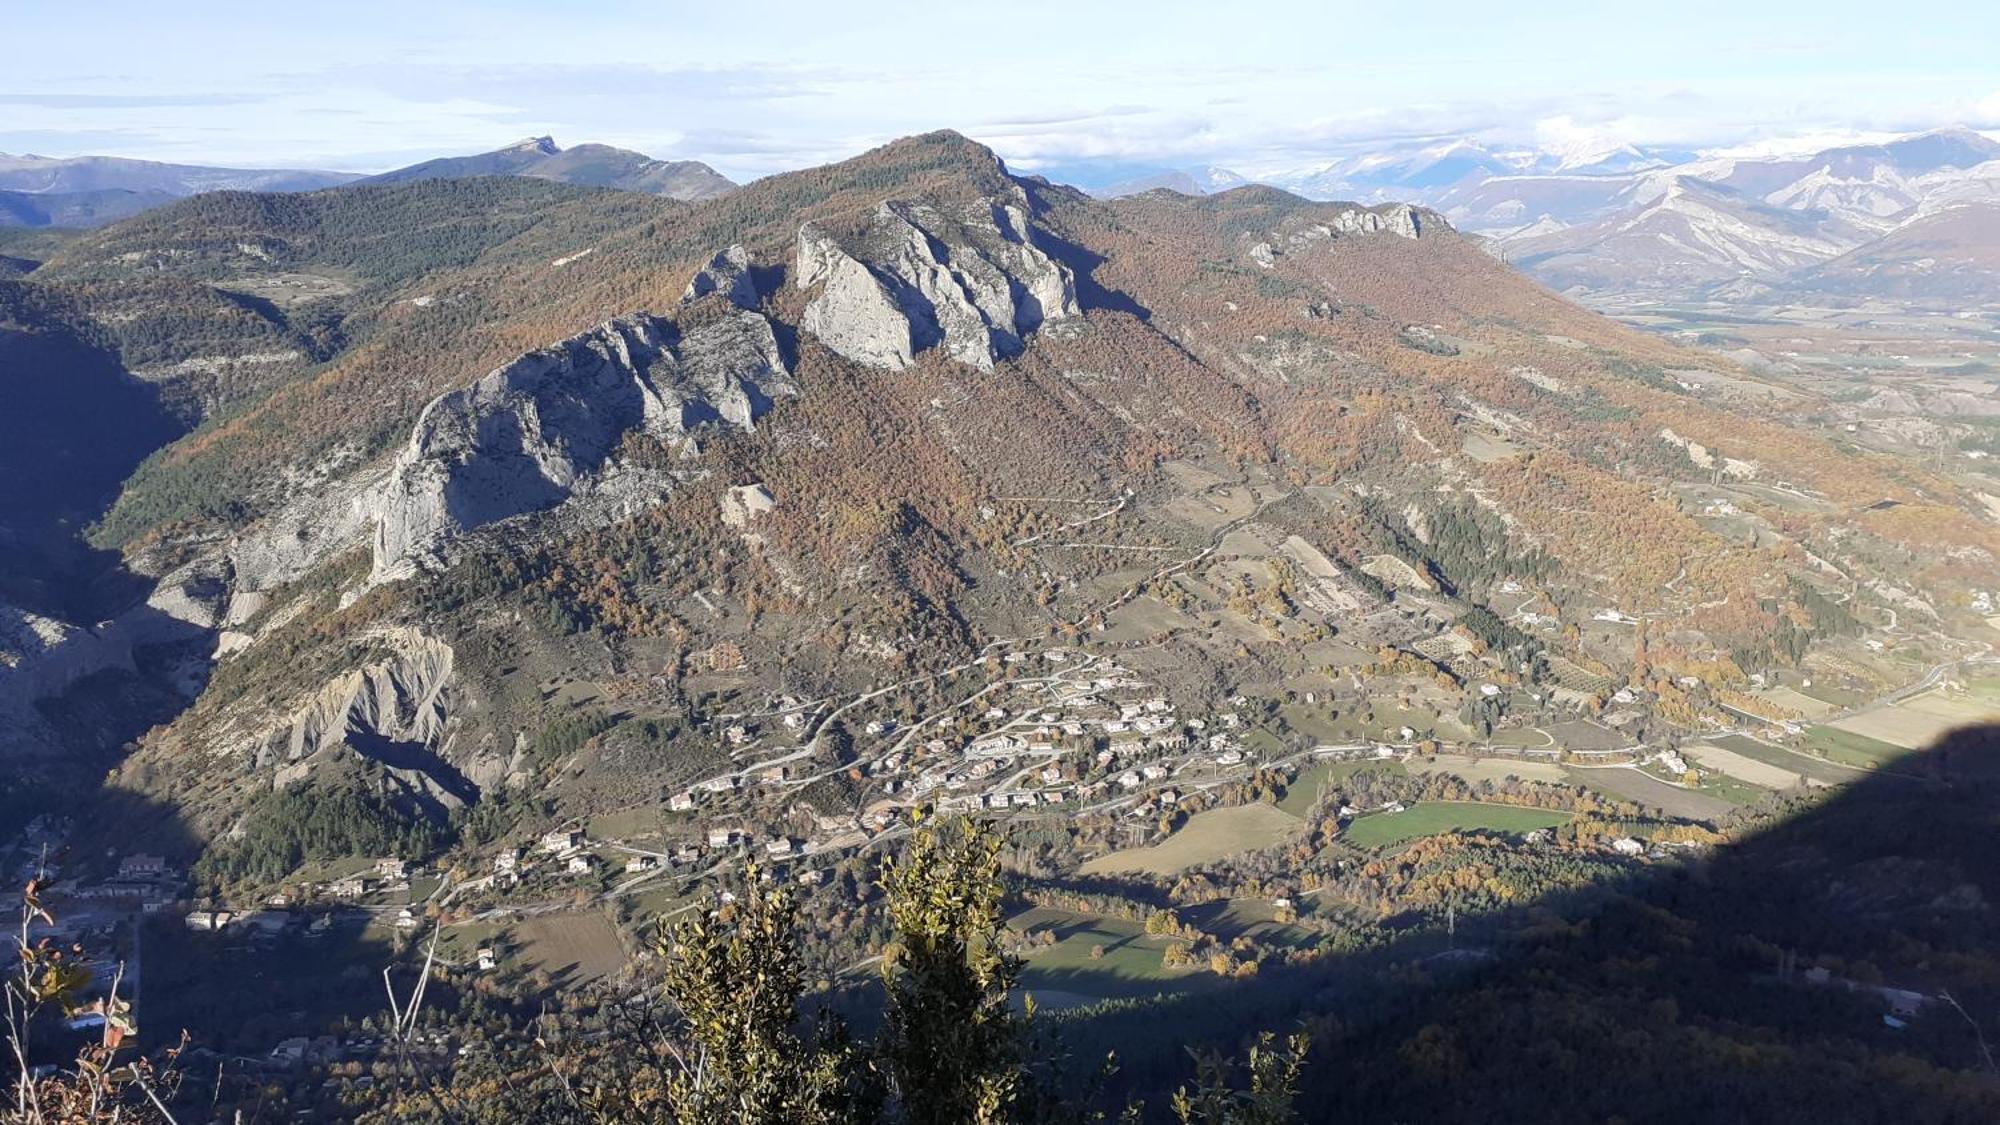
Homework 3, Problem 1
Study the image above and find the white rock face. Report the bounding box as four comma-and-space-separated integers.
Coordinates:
1331, 203, 1424, 238
796, 196, 1079, 371
372, 309, 795, 578
0, 602, 128, 710
227, 460, 390, 599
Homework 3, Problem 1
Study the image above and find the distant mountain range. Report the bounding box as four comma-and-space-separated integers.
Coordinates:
0, 138, 737, 229
1483, 130, 2000, 301
11, 127, 1997, 304
357, 136, 736, 201
1097, 127, 2000, 304
0, 153, 359, 229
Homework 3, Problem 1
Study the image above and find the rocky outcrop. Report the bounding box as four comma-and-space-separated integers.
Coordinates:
260, 628, 470, 807
1328, 203, 1425, 238
372, 307, 795, 578
1245, 203, 1435, 269
683, 244, 761, 308
796, 196, 1078, 371
1285, 204, 1428, 250
720, 482, 776, 528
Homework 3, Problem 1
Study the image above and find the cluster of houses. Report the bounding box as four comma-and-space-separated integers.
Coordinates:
325, 857, 417, 900
63, 853, 185, 911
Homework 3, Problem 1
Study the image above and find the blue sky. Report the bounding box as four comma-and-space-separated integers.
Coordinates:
6, 0, 1997, 178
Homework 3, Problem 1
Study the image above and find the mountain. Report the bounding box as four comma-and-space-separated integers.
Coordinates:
1264, 139, 1523, 199
10, 130, 1999, 1116
1090, 167, 1250, 198
0, 186, 180, 229
0, 151, 360, 230
20, 127, 1977, 847
1036, 162, 1249, 199
1391, 126, 2000, 300
0, 152, 359, 196
362, 135, 736, 201
1785, 200, 2000, 300
1502, 176, 1876, 292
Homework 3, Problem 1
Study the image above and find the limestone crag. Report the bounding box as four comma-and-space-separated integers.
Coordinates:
1327, 203, 1426, 238
1249, 202, 1438, 268
372, 307, 794, 578
796, 195, 1078, 371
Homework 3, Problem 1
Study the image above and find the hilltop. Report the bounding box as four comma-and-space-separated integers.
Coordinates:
361, 135, 736, 201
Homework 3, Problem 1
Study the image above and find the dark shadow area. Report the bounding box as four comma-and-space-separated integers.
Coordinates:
347, 730, 480, 809
1045, 728, 2000, 1121
0, 279, 183, 620
8, 785, 453, 1118
1034, 230, 1152, 322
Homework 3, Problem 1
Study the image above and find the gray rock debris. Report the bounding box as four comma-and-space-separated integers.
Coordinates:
372, 308, 795, 579
262, 627, 470, 808
795, 196, 1079, 371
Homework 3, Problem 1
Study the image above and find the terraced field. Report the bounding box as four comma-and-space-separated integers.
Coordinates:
1410, 756, 1568, 786
1685, 741, 1811, 790
513, 911, 628, 985
1827, 690, 2000, 753
1807, 724, 1918, 767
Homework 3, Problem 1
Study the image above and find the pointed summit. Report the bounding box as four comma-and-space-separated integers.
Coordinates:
508, 135, 563, 156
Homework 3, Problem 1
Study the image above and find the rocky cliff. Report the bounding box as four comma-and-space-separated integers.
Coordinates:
796, 194, 1078, 371
372, 300, 794, 578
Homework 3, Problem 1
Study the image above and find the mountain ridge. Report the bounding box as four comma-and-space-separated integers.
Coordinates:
360, 136, 736, 201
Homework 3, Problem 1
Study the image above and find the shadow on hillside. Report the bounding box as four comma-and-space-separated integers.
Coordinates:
1035, 230, 1151, 322
0, 294, 180, 604
1046, 727, 2000, 1122
14, 786, 428, 1086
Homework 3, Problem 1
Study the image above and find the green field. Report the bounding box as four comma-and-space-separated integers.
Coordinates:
1693, 773, 1774, 807
587, 807, 667, 839
1805, 725, 1911, 768
513, 911, 629, 984
1342, 801, 1571, 849
1080, 803, 1303, 876
1010, 907, 1208, 1007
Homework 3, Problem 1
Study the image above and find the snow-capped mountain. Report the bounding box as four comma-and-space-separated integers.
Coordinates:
1503, 176, 1877, 293
1259, 139, 1526, 199
1058, 127, 1999, 301
1351, 126, 2000, 301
